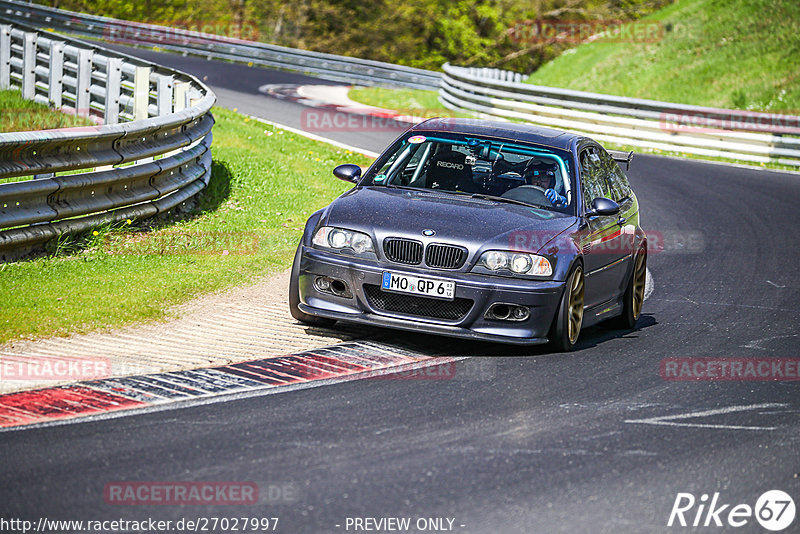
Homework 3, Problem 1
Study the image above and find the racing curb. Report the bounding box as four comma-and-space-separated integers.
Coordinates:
0, 341, 460, 431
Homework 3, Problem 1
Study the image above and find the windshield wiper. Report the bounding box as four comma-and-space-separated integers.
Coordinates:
383, 184, 423, 191
368, 183, 425, 192
469, 192, 555, 210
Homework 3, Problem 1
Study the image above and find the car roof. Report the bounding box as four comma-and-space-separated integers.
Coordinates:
410, 118, 581, 151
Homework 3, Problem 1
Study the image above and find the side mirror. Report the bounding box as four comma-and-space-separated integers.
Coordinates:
587, 197, 620, 217
333, 164, 362, 183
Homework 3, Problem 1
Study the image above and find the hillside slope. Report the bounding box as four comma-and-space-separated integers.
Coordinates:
526, 0, 800, 112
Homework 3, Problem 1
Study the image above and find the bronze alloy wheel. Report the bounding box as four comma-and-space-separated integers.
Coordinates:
567, 267, 585, 344
609, 247, 648, 330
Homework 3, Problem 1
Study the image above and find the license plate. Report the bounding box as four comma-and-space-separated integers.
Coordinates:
381, 272, 455, 300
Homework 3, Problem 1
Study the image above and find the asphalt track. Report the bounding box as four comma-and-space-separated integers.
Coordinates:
1, 46, 799, 533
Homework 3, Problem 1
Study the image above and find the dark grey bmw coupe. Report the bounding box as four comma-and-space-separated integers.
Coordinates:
289, 118, 647, 350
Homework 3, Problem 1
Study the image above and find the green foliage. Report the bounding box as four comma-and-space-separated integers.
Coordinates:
38, 0, 671, 72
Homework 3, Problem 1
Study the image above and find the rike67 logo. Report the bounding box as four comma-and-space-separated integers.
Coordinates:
668, 490, 795, 531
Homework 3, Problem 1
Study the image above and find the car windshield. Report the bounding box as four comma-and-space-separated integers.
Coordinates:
363, 132, 574, 213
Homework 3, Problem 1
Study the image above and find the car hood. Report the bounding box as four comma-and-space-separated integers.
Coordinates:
322, 187, 576, 254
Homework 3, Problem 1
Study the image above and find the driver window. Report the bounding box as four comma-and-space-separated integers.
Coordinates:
596, 148, 631, 202
579, 147, 607, 211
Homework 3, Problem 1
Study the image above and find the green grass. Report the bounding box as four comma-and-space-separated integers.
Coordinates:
0, 90, 96, 132
0, 107, 371, 344
526, 0, 800, 112
347, 87, 473, 119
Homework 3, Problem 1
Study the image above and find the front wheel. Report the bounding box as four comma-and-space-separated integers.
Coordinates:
549, 265, 584, 352
609, 247, 647, 329
288, 245, 336, 327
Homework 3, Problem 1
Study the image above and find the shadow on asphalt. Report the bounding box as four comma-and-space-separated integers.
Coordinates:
293, 313, 659, 361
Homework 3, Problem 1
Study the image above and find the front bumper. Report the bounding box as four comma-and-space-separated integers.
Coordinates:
296, 246, 565, 345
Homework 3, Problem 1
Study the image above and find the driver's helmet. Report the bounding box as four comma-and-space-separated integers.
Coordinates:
527, 168, 556, 189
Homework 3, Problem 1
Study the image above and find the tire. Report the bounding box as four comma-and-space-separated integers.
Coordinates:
609, 247, 647, 329
288, 245, 336, 327
549, 265, 584, 352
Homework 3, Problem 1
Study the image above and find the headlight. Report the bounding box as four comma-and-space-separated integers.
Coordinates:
313, 226, 375, 254
484, 251, 508, 271
477, 250, 552, 276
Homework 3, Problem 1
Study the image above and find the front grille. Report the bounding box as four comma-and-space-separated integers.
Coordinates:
425, 243, 467, 269
384, 238, 423, 265
363, 284, 473, 321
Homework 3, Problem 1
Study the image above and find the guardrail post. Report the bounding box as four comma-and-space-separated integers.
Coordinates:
22, 32, 37, 100
133, 66, 150, 120
174, 81, 189, 112
104, 58, 122, 124
156, 74, 173, 116
104, 57, 122, 124
48, 40, 64, 107
75, 49, 92, 117
0, 25, 10, 89
188, 88, 202, 108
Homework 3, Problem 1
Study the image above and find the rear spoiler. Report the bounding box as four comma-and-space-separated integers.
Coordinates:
609, 150, 634, 170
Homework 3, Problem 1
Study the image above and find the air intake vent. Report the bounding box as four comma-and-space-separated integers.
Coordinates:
425, 244, 467, 269
364, 285, 473, 321
383, 238, 423, 265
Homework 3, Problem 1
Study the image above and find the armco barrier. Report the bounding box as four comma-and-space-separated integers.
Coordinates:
440, 64, 800, 167
0, 21, 215, 260
0, 0, 440, 90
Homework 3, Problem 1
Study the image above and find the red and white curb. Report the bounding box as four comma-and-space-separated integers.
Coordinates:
0, 341, 463, 431
259, 84, 427, 124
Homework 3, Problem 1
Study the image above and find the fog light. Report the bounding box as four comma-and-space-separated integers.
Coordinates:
315, 277, 331, 291
512, 306, 530, 321
485, 303, 530, 322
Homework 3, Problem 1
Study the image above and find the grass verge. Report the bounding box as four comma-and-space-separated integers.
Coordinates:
0, 90, 96, 132
525, 0, 800, 112
347, 87, 473, 119
0, 107, 371, 344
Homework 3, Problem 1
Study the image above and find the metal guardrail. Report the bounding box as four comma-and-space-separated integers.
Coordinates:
0, 21, 215, 260
440, 64, 800, 167
0, 0, 441, 90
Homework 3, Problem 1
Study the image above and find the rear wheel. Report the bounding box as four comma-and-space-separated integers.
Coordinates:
609, 247, 647, 329
549, 265, 584, 352
288, 246, 336, 327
